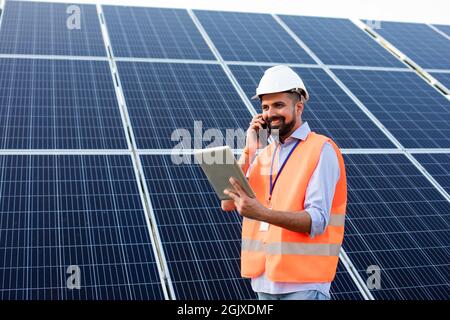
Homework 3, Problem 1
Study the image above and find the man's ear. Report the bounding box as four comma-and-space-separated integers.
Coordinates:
296, 101, 304, 115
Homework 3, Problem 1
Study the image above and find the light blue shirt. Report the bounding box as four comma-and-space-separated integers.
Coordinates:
247, 122, 340, 297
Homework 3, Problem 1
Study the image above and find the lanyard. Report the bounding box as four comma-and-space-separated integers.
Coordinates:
268, 139, 301, 203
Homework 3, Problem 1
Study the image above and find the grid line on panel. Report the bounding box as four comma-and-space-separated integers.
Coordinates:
0, 1, 106, 56
102, 5, 215, 60
0, 154, 165, 300
194, 10, 316, 64
279, 15, 406, 68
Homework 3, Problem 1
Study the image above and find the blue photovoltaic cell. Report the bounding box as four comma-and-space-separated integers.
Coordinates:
140, 154, 255, 300
279, 15, 405, 68
414, 153, 450, 196
229, 64, 395, 149
430, 72, 450, 91
375, 21, 450, 70
194, 10, 316, 64
140, 154, 362, 300
332, 69, 450, 148
102, 6, 214, 60
117, 62, 251, 149
433, 24, 450, 37
0, 58, 128, 149
343, 153, 450, 300
0, 154, 165, 300
0, 1, 106, 56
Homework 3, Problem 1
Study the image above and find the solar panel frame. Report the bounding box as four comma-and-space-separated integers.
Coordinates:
0, 1, 107, 56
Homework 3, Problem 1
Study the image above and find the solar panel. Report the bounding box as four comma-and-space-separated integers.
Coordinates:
229, 64, 396, 148
413, 153, 450, 196
140, 154, 255, 300
374, 21, 450, 70
433, 24, 450, 37
430, 72, 450, 91
0, 58, 128, 149
102, 6, 215, 60
0, 1, 106, 56
332, 68, 450, 148
194, 10, 316, 64
1, 0, 449, 301
343, 153, 450, 299
279, 15, 406, 68
0, 154, 165, 300
117, 61, 252, 149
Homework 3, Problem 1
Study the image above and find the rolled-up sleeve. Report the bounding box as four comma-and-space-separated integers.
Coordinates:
304, 142, 340, 238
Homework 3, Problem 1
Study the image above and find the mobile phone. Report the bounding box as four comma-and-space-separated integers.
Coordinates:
261, 118, 271, 136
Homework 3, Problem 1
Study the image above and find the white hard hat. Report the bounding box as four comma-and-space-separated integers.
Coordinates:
251, 65, 309, 101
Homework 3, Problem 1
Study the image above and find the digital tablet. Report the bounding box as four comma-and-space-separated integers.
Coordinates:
194, 146, 255, 200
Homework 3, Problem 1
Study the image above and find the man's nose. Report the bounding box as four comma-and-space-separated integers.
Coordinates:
267, 107, 278, 119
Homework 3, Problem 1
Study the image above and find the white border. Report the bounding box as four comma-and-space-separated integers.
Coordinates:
98, 3, 175, 299
427, 23, 450, 41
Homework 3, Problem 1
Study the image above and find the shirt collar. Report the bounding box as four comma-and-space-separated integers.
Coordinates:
279, 121, 310, 144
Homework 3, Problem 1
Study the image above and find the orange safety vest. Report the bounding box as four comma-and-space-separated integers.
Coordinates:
242, 131, 347, 283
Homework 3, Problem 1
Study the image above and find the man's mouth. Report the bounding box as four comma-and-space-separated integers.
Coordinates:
270, 118, 283, 125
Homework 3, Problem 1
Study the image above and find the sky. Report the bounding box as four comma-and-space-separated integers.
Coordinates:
6, 0, 450, 25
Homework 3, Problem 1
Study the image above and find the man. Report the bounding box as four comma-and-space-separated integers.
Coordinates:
222, 65, 347, 300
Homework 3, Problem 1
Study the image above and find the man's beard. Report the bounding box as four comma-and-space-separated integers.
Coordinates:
268, 114, 296, 142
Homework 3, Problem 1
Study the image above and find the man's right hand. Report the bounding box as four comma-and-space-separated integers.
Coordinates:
246, 114, 269, 151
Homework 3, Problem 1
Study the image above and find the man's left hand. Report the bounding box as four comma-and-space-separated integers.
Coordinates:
223, 177, 268, 220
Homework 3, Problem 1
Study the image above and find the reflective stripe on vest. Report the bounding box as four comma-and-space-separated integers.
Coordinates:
242, 239, 341, 256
